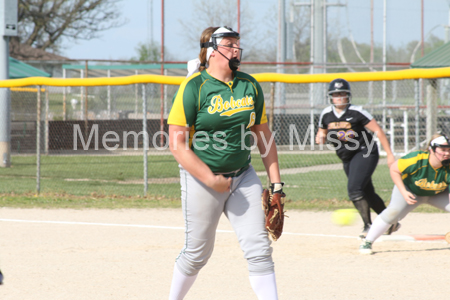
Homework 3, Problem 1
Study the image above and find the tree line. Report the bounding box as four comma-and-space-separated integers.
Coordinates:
14, 0, 446, 65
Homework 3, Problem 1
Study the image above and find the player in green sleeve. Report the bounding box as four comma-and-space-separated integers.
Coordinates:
168, 26, 283, 300
360, 134, 450, 254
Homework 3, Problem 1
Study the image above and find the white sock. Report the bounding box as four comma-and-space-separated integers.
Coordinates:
365, 216, 391, 242
249, 273, 278, 300
168, 264, 198, 300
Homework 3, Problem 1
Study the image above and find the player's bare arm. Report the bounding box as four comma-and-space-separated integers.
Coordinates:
169, 125, 231, 193
389, 160, 416, 204
365, 119, 395, 167
315, 128, 328, 144
252, 123, 281, 183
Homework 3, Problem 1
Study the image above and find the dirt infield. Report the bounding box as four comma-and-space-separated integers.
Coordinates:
0, 208, 449, 300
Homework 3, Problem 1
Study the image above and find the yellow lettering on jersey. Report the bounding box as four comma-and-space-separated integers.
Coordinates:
246, 112, 256, 129
208, 95, 224, 114
230, 96, 236, 109
414, 178, 448, 193
221, 106, 254, 117
208, 95, 254, 116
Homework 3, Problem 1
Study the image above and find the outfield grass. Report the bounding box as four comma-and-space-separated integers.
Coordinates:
0, 155, 180, 180
0, 153, 341, 193
251, 152, 341, 172
0, 153, 443, 212
0, 155, 183, 203
282, 165, 391, 202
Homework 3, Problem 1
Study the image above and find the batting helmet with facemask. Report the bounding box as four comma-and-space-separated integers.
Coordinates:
328, 78, 352, 105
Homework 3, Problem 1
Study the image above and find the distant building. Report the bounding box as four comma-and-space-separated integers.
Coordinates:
8, 37, 70, 78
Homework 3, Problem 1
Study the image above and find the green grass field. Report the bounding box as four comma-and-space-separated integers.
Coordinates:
0, 153, 442, 212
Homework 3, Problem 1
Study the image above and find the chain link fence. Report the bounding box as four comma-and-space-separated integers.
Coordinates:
1, 64, 450, 203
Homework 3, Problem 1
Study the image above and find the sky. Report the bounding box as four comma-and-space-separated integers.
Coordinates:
63, 0, 450, 62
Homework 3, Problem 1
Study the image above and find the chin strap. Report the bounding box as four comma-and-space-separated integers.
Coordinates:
215, 49, 240, 71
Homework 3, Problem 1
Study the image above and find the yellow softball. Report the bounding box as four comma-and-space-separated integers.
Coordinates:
331, 209, 358, 226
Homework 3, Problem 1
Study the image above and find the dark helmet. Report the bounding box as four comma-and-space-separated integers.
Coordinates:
328, 78, 351, 105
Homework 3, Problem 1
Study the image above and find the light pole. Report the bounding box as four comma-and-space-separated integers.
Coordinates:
0, 0, 18, 168
292, 0, 345, 105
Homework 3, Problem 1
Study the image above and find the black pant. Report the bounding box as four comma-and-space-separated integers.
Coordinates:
342, 148, 386, 214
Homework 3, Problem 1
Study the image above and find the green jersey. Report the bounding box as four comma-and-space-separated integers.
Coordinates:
398, 150, 450, 196
167, 69, 267, 173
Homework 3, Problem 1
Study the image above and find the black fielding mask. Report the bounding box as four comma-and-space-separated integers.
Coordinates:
228, 58, 240, 71
441, 159, 450, 166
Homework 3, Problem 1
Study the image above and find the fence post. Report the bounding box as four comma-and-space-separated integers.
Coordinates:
134, 70, 138, 117
310, 81, 315, 150
414, 79, 420, 149
269, 83, 275, 133
382, 81, 386, 131
108, 69, 112, 119
392, 80, 397, 102
426, 79, 438, 142
84, 61, 88, 138
389, 117, 395, 153
63, 68, 66, 121
143, 84, 148, 196
310, 98, 314, 151
160, 74, 166, 148
36, 86, 41, 194
268, 82, 275, 188
164, 69, 168, 116
80, 69, 84, 120
45, 87, 49, 155
403, 110, 408, 154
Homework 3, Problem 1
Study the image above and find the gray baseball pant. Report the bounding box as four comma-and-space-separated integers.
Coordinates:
174, 165, 274, 277
380, 185, 450, 224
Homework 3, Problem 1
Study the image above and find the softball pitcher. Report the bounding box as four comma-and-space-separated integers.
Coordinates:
316, 78, 396, 238
360, 134, 450, 254
167, 26, 283, 300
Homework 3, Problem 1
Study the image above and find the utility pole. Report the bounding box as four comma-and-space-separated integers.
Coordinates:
0, 0, 18, 168
382, 0, 387, 131
446, 3, 450, 43
303, 0, 344, 104
277, 0, 286, 114
148, 0, 154, 44
291, 1, 345, 144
